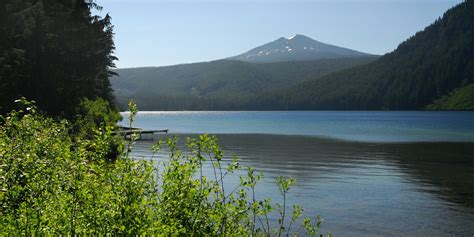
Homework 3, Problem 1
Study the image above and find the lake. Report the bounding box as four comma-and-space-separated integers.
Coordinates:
120, 111, 474, 236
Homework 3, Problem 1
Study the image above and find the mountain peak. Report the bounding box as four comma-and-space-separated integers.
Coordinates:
288, 34, 310, 40
227, 34, 371, 63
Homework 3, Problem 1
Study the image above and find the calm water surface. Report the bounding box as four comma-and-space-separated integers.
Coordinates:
120, 111, 474, 142
120, 111, 474, 236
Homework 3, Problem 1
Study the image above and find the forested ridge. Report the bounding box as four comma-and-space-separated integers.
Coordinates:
112, 57, 377, 110
244, 1, 474, 110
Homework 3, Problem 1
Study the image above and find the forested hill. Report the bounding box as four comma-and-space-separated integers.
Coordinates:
246, 1, 474, 110
111, 57, 376, 110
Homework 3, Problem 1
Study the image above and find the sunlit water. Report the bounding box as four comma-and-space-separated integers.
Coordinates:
120, 111, 474, 236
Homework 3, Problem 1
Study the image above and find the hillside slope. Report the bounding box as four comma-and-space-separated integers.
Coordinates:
111, 57, 376, 110
427, 84, 474, 110
247, 1, 474, 110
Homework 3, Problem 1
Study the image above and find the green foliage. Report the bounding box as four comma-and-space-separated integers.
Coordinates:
0, 99, 153, 235
0, 0, 117, 117
426, 83, 474, 110
0, 100, 330, 236
72, 98, 122, 137
71, 98, 123, 162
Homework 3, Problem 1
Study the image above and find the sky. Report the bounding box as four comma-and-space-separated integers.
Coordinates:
98, 0, 463, 68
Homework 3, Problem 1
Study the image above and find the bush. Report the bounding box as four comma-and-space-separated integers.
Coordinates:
0, 99, 329, 236
72, 98, 122, 138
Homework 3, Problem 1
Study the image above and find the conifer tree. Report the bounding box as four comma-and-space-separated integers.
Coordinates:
0, 0, 117, 117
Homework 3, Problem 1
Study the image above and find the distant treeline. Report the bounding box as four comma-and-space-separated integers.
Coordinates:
114, 1, 474, 111
112, 57, 378, 110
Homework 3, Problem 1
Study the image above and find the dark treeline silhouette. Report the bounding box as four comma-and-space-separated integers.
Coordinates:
0, 0, 117, 117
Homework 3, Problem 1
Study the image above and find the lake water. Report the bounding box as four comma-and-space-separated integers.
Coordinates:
120, 111, 474, 236
120, 111, 474, 142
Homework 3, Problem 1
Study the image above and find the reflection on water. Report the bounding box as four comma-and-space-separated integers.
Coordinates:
130, 134, 474, 237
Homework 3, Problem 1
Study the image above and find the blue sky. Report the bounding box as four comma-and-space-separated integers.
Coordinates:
98, 0, 462, 68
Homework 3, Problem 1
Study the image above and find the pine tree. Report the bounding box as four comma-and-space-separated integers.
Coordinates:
0, 0, 117, 117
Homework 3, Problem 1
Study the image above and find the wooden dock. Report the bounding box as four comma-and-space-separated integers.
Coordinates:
115, 126, 169, 140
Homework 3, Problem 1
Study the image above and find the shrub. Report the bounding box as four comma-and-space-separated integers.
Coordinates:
0, 99, 329, 236
71, 98, 122, 138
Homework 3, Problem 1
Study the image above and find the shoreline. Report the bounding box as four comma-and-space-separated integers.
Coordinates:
142, 132, 474, 145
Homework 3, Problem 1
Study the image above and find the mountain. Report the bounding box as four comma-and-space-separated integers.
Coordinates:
243, 1, 474, 110
112, 2, 473, 111
227, 34, 372, 63
111, 57, 377, 110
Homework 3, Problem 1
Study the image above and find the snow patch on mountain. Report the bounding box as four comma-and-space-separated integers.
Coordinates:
227, 34, 372, 63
